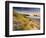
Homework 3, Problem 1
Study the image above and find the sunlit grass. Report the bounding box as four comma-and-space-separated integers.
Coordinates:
13, 12, 40, 31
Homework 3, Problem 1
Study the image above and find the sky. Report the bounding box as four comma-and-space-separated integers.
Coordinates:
13, 7, 40, 13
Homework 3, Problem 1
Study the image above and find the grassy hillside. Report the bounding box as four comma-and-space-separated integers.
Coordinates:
13, 12, 40, 31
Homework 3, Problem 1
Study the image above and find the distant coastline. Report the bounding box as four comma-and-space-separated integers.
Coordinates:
14, 10, 40, 19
